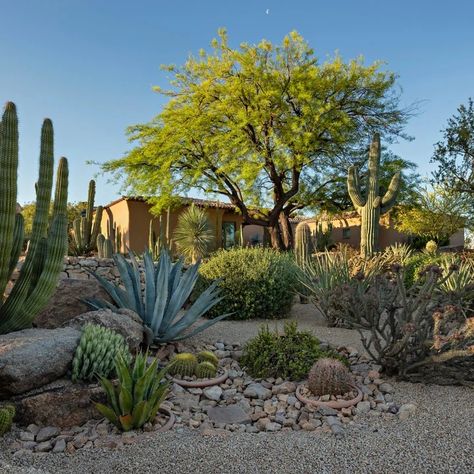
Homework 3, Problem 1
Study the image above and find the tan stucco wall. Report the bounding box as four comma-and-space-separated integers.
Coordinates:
100, 199, 130, 253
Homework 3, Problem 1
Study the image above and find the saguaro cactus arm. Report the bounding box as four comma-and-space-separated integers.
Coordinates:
347, 166, 365, 209
381, 171, 401, 212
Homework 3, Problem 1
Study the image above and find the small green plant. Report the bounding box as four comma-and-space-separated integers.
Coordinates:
173, 204, 215, 263
307, 358, 353, 396
71, 324, 131, 382
424, 240, 438, 255
195, 361, 218, 378
95, 352, 169, 432
0, 405, 15, 435
197, 350, 219, 367
240, 322, 342, 381
168, 353, 198, 377
197, 247, 299, 321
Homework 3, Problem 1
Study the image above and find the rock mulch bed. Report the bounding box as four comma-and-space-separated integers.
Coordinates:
3, 341, 417, 457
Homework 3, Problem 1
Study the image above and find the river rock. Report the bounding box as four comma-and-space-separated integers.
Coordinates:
0, 327, 81, 398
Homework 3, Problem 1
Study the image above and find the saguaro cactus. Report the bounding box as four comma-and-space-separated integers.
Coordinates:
72, 180, 103, 255
294, 222, 313, 267
0, 102, 69, 334
347, 134, 401, 257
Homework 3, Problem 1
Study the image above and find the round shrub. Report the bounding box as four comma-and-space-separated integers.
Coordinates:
197, 247, 299, 320
240, 322, 345, 381
404, 253, 444, 287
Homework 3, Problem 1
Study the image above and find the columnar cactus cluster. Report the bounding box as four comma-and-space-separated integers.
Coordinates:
0, 405, 15, 435
97, 233, 113, 258
0, 102, 69, 334
307, 358, 353, 396
71, 324, 131, 382
148, 209, 172, 260
294, 222, 314, 267
347, 134, 401, 257
72, 180, 103, 255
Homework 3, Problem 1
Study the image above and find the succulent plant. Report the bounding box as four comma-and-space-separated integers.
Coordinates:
425, 240, 438, 255
0, 102, 69, 334
85, 249, 229, 343
307, 358, 353, 396
71, 180, 103, 256
97, 233, 113, 258
168, 353, 198, 377
347, 134, 401, 257
95, 352, 169, 431
195, 361, 217, 379
0, 405, 15, 435
294, 222, 314, 267
197, 350, 219, 367
71, 324, 131, 382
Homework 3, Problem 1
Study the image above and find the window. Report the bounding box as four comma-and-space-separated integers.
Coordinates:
342, 227, 351, 239
222, 222, 236, 249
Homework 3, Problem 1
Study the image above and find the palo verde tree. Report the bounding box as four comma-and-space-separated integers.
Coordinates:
103, 30, 410, 249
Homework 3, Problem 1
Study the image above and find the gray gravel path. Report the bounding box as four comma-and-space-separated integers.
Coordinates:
1, 304, 473, 474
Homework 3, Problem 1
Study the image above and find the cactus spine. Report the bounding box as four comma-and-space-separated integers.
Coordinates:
0, 102, 69, 334
168, 353, 197, 377
197, 350, 219, 367
294, 222, 313, 267
195, 361, 217, 379
307, 358, 353, 396
72, 180, 103, 255
0, 405, 15, 435
347, 134, 401, 258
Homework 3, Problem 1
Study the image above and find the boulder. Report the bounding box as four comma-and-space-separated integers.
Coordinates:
0, 327, 81, 399
34, 279, 113, 328
63, 308, 144, 351
12, 379, 106, 428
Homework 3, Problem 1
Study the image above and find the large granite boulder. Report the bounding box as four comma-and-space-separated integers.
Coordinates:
63, 308, 144, 351
0, 327, 81, 399
12, 379, 105, 428
34, 278, 113, 328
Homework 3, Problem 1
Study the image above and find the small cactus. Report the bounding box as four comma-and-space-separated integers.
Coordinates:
0, 405, 15, 435
168, 353, 198, 377
195, 361, 218, 379
425, 240, 438, 255
307, 358, 353, 396
197, 350, 219, 367
71, 324, 131, 382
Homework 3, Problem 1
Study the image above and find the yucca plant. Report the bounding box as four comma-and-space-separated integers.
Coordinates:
382, 242, 413, 266
173, 205, 215, 263
438, 255, 474, 307
95, 352, 169, 431
85, 249, 230, 343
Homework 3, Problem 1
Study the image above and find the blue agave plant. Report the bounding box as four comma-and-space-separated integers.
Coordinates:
85, 249, 229, 343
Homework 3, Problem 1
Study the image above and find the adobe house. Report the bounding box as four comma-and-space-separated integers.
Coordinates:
100, 197, 245, 254
303, 211, 465, 250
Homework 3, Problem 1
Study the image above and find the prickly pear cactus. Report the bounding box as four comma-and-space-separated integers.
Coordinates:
168, 353, 198, 377
197, 350, 219, 367
71, 324, 131, 382
195, 361, 217, 379
347, 134, 401, 257
307, 358, 353, 396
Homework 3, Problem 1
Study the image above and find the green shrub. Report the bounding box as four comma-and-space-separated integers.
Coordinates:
404, 253, 444, 287
196, 247, 299, 320
240, 322, 344, 380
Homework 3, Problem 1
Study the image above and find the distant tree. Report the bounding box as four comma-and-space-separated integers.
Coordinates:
102, 30, 412, 250
394, 185, 468, 242
432, 98, 474, 195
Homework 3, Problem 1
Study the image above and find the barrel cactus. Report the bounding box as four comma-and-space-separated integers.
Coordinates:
71, 324, 131, 382
347, 134, 401, 257
307, 358, 353, 396
168, 353, 198, 377
197, 350, 219, 368
294, 222, 314, 267
0, 102, 69, 334
195, 361, 217, 379
425, 240, 438, 255
0, 405, 15, 435
71, 180, 103, 255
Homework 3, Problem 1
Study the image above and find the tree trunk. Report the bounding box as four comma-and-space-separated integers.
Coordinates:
268, 214, 293, 251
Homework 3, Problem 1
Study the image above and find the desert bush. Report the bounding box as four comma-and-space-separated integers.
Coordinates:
240, 322, 344, 380
197, 247, 299, 320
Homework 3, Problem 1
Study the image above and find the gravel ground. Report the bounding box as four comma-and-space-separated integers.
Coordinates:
1, 304, 473, 474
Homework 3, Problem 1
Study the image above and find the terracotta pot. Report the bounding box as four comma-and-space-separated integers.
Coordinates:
156, 405, 175, 432
170, 368, 228, 388
295, 384, 363, 409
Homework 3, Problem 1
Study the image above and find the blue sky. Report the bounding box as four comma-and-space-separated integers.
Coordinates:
1, 0, 473, 205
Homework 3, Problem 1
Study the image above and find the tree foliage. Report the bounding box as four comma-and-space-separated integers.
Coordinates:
103, 30, 411, 249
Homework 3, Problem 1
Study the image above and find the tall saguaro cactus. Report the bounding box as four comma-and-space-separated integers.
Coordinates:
294, 222, 314, 267
347, 134, 401, 258
0, 102, 69, 334
72, 180, 103, 255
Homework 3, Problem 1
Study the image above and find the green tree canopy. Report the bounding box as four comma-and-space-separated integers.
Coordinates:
103, 30, 411, 249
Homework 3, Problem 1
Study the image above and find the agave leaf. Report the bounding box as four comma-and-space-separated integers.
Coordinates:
99, 377, 119, 415
113, 254, 139, 312
128, 251, 145, 317
94, 403, 119, 427
119, 414, 133, 431
150, 255, 169, 334
166, 312, 232, 342
143, 250, 157, 327
115, 354, 133, 394
85, 269, 127, 308
148, 385, 169, 421
134, 358, 158, 403
118, 387, 133, 415
132, 352, 147, 381
131, 400, 148, 428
